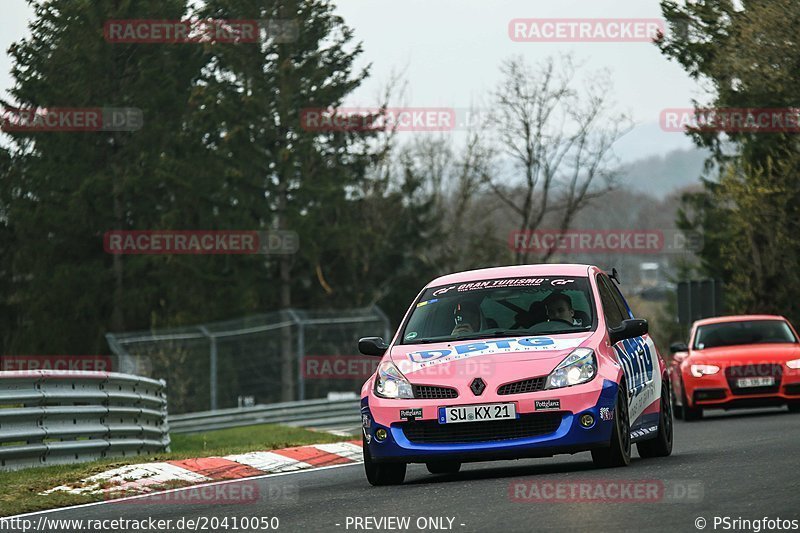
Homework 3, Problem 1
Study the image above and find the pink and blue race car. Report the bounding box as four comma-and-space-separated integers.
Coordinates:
359, 264, 673, 485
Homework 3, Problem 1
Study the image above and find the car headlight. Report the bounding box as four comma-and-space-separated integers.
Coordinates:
374, 361, 414, 399
690, 364, 720, 377
786, 359, 800, 369
546, 348, 597, 389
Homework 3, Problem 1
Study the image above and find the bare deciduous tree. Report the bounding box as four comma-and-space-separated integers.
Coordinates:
399, 128, 506, 273
483, 54, 632, 264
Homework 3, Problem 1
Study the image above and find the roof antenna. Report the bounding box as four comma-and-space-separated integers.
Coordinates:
610, 268, 621, 285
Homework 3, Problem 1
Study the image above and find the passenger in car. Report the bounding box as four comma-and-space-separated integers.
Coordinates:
451, 300, 483, 335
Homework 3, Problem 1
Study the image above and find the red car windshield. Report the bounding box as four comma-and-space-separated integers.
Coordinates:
693, 320, 798, 350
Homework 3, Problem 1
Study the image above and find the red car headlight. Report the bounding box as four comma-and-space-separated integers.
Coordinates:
690, 364, 720, 377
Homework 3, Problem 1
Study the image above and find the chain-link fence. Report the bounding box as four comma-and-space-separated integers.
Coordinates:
106, 307, 391, 414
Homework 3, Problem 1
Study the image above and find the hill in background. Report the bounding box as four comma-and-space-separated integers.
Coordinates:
618, 147, 710, 198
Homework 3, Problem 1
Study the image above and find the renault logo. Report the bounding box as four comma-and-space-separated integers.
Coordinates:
470, 378, 486, 396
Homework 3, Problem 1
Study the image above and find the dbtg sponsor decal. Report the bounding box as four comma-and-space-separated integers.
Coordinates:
398, 336, 587, 375
408, 337, 559, 364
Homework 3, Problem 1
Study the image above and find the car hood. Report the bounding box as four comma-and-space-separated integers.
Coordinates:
690, 343, 800, 364
390, 333, 593, 377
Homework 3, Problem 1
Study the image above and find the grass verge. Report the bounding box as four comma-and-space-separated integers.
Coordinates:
0, 424, 352, 517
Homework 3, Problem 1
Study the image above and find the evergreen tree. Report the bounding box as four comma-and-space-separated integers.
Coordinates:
658, 0, 800, 322
1, 0, 206, 352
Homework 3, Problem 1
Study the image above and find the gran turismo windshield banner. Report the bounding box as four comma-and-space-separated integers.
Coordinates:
428, 277, 580, 297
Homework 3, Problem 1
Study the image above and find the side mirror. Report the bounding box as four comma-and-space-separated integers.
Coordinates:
358, 337, 389, 357
608, 319, 648, 345
669, 342, 689, 353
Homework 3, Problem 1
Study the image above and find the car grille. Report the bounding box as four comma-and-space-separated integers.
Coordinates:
399, 412, 563, 444
725, 364, 782, 395
693, 388, 727, 402
413, 385, 458, 399
497, 377, 547, 395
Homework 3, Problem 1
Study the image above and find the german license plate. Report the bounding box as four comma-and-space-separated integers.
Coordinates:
438, 403, 516, 424
737, 377, 775, 388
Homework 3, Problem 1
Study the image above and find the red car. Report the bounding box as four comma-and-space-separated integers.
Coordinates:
669, 315, 800, 420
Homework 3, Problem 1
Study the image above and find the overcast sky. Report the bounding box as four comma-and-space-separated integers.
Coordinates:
0, 0, 704, 161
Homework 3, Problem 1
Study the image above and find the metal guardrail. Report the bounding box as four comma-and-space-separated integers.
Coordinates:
169, 398, 361, 434
0, 370, 170, 471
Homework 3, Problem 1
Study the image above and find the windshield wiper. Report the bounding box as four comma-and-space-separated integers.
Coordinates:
492, 328, 590, 337
449, 331, 525, 341
409, 337, 454, 344
532, 328, 590, 336
404, 332, 514, 345
405, 327, 591, 345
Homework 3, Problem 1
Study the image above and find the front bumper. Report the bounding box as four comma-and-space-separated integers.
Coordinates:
683, 365, 800, 409
362, 379, 619, 464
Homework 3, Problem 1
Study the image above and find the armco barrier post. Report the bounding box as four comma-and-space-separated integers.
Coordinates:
198, 326, 218, 411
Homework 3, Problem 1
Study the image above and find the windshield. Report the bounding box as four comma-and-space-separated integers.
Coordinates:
693, 320, 797, 349
400, 276, 595, 345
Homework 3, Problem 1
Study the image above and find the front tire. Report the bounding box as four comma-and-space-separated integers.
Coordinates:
426, 461, 461, 475
363, 436, 406, 486
637, 376, 674, 458
788, 401, 800, 413
592, 382, 631, 468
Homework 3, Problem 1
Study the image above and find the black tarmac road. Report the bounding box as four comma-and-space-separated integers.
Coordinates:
19, 407, 800, 533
